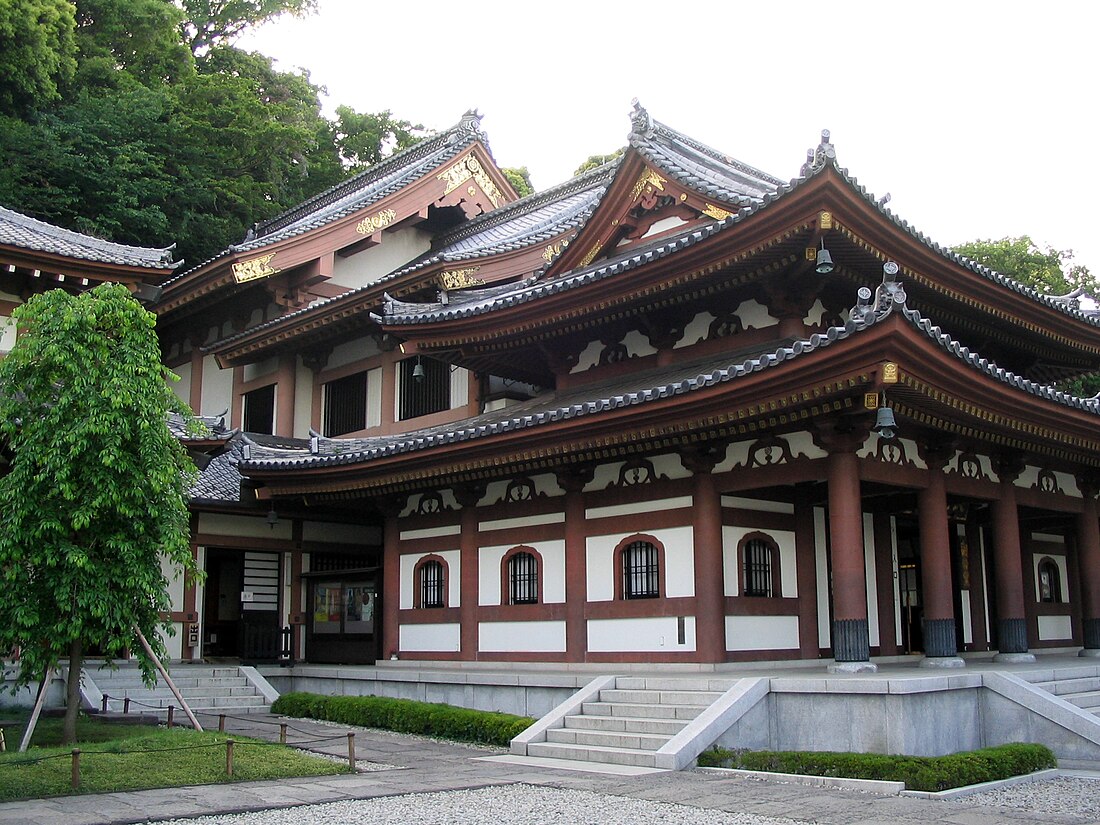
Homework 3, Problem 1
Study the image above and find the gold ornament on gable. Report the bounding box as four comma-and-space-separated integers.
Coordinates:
232, 253, 279, 284
355, 208, 397, 236
438, 267, 485, 290
702, 203, 733, 221
629, 169, 667, 202
438, 154, 505, 208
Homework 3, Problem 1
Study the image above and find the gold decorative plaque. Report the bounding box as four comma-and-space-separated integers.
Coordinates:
543, 242, 563, 263
437, 155, 505, 208
232, 253, 279, 284
702, 203, 733, 221
356, 208, 397, 236
882, 362, 899, 383
864, 392, 880, 410
579, 242, 602, 268
438, 267, 484, 289
819, 211, 834, 229
629, 169, 666, 202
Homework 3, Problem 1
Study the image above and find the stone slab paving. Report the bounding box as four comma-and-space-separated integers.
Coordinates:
2, 712, 1100, 825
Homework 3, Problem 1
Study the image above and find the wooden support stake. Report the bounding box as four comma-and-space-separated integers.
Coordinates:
101, 695, 108, 713
347, 733, 355, 771
0, 727, 6, 752
19, 667, 53, 753
124, 697, 130, 714
219, 714, 226, 733
226, 739, 235, 777
167, 705, 174, 728
279, 723, 287, 744
132, 626, 202, 732
71, 749, 81, 790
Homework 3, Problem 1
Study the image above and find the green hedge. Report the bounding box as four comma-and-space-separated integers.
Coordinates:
271, 692, 533, 747
697, 742, 1055, 791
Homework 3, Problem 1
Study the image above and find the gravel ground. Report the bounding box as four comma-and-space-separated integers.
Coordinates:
153, 785, 803, 825
955, 775, 1100, 821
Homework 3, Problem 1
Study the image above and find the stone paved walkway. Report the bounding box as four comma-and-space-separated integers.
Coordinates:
2, 712, 1098, 825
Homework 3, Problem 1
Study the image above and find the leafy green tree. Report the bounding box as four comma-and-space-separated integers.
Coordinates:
573, 149, 624, 176
333, 105, 423, 172
502, 166, 534, 198
180, 0, 318, 55
0, 285, 199, 744
954, 236, 1095, 296
0, 0, 77, 114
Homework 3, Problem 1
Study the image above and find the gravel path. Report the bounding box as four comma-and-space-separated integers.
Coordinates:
955, 775, 1100, 821
153, 785, 803, 825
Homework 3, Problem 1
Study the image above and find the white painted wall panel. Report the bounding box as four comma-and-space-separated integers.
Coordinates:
675, 311, 714, 349
327, 336, 382, 371
586, 526, 694, 600
732, 298, 777, 330
400, 524, 461, 541
815, 507, 830, 649
399, 549, 460, 610
199, 353, 233, 419
293, 359, 312, 438
330, 226, 432, 290
586, 496, 692, 520
1033, 553, 1070, 604
366, 366, 382, 429
864, 512, 879, 647
481, 541, 566, 605
1038, 615, 1073, 641
243, 357, 278, 384
479, 620, 566, 652
479, 512, 564, 532
587, 616, 696, 652
198, 512, 293, 541
725, 615, 800, 651
721, 527, 796, 597
171, 362, 192, 407
301, 521, 381, 544
400, 622, 461, 652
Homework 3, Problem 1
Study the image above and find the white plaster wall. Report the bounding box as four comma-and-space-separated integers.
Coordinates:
675, 311, 715, 349
367, 366, 382, 428
891, 515, 903, 647
399, 490, 459, 518
803, 299, 827, 326
293, 359, 313, 438
243, 357, 278, 383
399, 549, 460, 610
725, 616, 800, 651
1038, 615, 1074, 641
586, 496, 692, 520
400, 622, 461, 652
864, 512, 880, 647
481, 473, 563, 505
478, 540, 565, 605
1016, 465, 1041, 489
302, 521, 381, 544
584, 456, 690, 491
161, 552, 186, 660
450, 366, 470, 408
170, 362, 192, 407
815, 507, 830, 649
329, 226, 433, 290
640, 215, 688, 239
588, 616, 696, 652
720, 496, 794, 514
327, 336, 382, 371
400, 524, 460, 541
199, 353, 233, 418
784, 431, 828, 459
960, 591, 973, 645
585, 526, 694, 601
479, 620, 566, 652
198, 512, 293, 541
571, 339, 603, 373
479, 512, 564, 532
732, 298, 777, 330
621, 329, 657, 359
1033, 552, 1070, 603
194, 546, 206, 660
721, 527, 796, 598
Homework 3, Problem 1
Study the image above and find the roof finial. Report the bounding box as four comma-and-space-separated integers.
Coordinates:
629, 98, 653, 137
804, 128, 837, 175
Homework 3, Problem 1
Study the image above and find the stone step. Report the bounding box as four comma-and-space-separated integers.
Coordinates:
117, 694, 267, 710
581, 701, 704, 720
527, 741, 657, 768
1064, 691, 1100, 710
95, 675, 249, 688
598, 689, 724, 706
546, 727, 668, 751
1036, 677, 1100, 696
102, 685, 260, 700
614, 676, 735, 692
563, 714, 688, 736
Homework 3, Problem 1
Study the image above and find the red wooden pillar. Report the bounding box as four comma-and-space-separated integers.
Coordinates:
794, 488, 820, 659
1076, 477, 1100, 656
826, 447, 874, 670
991, 456, 1033, 660
917, 454, 963, 665
682, 444, 726, 664
380, 496, 404, 660
275, 355, 296, 437
557, 466, 593, 663
872, 509, 898, 657
454, 484, 485, 661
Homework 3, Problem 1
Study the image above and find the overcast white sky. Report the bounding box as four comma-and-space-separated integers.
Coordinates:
239, 1, 1100, 275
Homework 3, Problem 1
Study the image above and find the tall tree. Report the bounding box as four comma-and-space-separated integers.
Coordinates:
573, 149, 624, 176
0, 285, 199, 744
180, 0, 317, 54
954, 236, 1095, 296
502, 166, 533, 198
333, 105, 423, 172
0, 0, 77, 114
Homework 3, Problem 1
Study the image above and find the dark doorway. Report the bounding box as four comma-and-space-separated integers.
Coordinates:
202, 548, 282, 662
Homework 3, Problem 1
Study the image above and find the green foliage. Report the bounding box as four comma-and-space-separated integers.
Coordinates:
333, 105, 424, 172
0, 285, 198, 697
698, 743, 1055, 791
0, 0, 77, 114
502, 166, 534, 198
954, 235, 1095, 297
272, 692, 534, 746
180, 0, 318, 55
0, 713, 344, 800
573, 149, 624, 176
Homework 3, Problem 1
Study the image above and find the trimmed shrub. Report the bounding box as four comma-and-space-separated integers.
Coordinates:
697, 742, 1055, 791
270, 692, 533, 747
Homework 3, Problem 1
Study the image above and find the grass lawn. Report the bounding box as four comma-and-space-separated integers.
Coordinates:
0, 711, 347, 801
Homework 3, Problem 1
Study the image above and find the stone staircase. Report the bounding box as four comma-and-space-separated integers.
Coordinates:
1026, 663, 1100, 715
520, 676, 746, 769
83, 664, 276, 721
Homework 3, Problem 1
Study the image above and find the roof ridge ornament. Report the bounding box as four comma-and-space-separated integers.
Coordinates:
451, 108, 484, 144
850, 260, 906, 324
801, 128, 837, 176
629, 98, 654, 138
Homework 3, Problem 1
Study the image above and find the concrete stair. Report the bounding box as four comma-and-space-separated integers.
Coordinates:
83, 664, 275, 721
524, 676, 733, 768
1024, 664, 1100, 716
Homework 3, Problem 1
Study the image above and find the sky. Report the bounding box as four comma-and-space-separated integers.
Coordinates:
239, 1, 1100, 276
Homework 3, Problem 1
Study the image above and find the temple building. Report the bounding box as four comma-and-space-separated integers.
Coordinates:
34, 103, 1100, 672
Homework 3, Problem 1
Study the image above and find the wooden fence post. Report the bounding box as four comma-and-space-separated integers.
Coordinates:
71, 749, 81, 790
226, 739, 235, 777
347, 733, 355, 771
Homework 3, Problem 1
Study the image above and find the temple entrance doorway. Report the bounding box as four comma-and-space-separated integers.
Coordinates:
202, 548, 282, 662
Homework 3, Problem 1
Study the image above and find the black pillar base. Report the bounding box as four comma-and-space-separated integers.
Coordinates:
1084, 618, 1100, 650
923, 618, 958, 657
998, 617, 1029, 654
832, 618, 870, 662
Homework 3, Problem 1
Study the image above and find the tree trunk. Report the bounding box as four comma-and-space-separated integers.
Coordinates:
62, 638, 83, 746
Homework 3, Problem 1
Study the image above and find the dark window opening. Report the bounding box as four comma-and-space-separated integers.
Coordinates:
243, 384, 275, 435
420, 559, 445, 608
323, 371, 368, 436
622, 540, 659, 599
508, 551, 539, 605
1038, 558, 1062, 604
399, 357, 450, 420
743, 539, 774, 597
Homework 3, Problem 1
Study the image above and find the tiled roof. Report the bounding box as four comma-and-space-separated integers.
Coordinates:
164, 111, 492, 286
0, 205, 177, 270
244, 286, 1100, 473
628, 101, 784, 205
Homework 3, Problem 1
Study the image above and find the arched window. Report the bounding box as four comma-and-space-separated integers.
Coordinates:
1038, 557, 1062, 604
739, 533, 781, 597
506, 550, 539, 605
415, 557, 447, 609
621, 540, 660, 599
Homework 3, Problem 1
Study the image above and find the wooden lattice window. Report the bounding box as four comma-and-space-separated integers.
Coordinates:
243, 384, 275, 435
417, 558, 446, 609
743, 538, 774, 597
508, 551, 539, 605
399, 357, 450, 421
1038, 557, 1062, 604
622, 540, 660, 600
323, 371, 368, 436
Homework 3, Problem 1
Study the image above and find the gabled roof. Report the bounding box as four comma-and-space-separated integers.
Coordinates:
0, 205, 177, 270
162, 110, 498, 286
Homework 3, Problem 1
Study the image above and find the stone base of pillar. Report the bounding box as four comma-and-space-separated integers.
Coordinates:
923, 618, 958, 658
993, 652, 1037, 663
827, 660, 879, 673
1084, 618, 1100, 650
918, 655, 965, 669
1079, 648, 1100, 658
832, 618, 870, 663
997, 618, 1029, 654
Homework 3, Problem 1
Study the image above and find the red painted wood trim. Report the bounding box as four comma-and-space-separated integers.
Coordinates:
722, 597, 800, 616
584, 595, 694, 620
793, 492, 820, 659
398, 606, 460, 624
